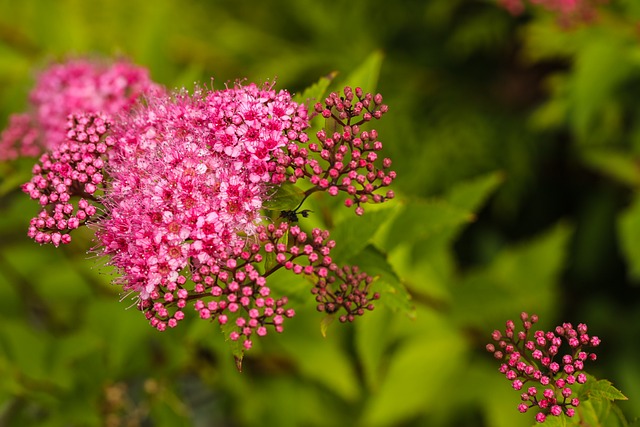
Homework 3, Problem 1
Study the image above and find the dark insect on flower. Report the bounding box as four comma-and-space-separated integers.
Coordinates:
279, 209, 312, 222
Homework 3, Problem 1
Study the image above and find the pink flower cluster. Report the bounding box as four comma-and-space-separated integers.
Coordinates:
98, 82, 310, 300
263, 222, 378, 322
487, 312, 601, 423
279, 86, 395, 216
499, 0, 609, 24
0, 58, 159, 160
21, 113, 112, 246
138, 225, 295, 350
7, 58, 396, 356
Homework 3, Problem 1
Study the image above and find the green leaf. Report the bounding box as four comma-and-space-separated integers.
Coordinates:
618, 193, 640, 281
360, 307, 467, 426
537, 415, 570, 427
329, 205, 396, 262
354, 303, 394, 391
452, 223, 571, 329
276, 310, 361, 402
263, 182, 306, 211
339, 50, 384, 94
581, 149, 640, 187
380, 198, 475, 253
586, 378, 628, 402
349, 245, 413, 316
293, 71, 337, 107
219, 310, 246, 371
444, 170, 505, 213
570, 36, 632, 142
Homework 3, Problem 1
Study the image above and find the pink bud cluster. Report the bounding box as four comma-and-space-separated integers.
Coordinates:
0, 58, 159, 161
278, 86, 395, 216
499, 0, 609, 24
262, 222, 379, 322
138, 233, 294, 351
486, 312, 601, 423
21, 113, 112, 246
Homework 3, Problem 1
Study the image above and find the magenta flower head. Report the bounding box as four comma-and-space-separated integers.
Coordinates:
0, 58, 160, 160
96, 81, 310, 343
487, 312, 601, 423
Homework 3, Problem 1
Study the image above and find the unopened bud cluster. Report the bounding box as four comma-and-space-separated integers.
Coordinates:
262, 222, 379, 322
486, 312, 601, 423
21, 113, 112, 246
278, 86, 395, 216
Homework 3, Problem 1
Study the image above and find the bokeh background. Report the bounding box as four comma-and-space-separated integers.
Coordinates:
1, 0, 639, 426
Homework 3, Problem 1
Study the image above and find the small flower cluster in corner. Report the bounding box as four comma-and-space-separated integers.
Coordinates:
498, 0, 610, 25
486, 312, 601, 423
1, 57, 394, 365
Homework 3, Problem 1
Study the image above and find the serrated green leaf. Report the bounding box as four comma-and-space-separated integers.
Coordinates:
381, 198, 474, 253
293, 71, 337, 107
339, 50, 384, 94
587, 378, 628, 402
445, 171, 505, 213
329, 205, 396, 262
618, 193, 640, 281
360, 308, 466, 426
354, 303, 393, 391
453, 223, 571, 329
537, 415, 570, 427
349, 245, 413, 316
263, 182, 306, 211
219, 311, 246, 371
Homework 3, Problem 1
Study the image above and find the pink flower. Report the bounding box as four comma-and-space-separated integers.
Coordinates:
92, 82, 309, 346
1, 58, 160, 161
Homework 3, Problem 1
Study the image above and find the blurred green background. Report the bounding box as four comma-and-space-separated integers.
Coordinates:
1, 0, 639, 426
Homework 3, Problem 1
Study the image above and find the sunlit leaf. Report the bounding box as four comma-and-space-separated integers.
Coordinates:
380, 198, 474, 253
581, 149, 640, 187
263, 182, 306, 211
618, 192, 640, 281
329, 205, 396, 262
444, 170, 505, 213
338, 50, 384, 94
293, 71, 337, 107
349, 244, 413, 316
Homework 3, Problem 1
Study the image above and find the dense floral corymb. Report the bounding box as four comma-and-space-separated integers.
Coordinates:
96, 82, 310, 342
0, 58, 159, 160
487, 312, 601, 423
